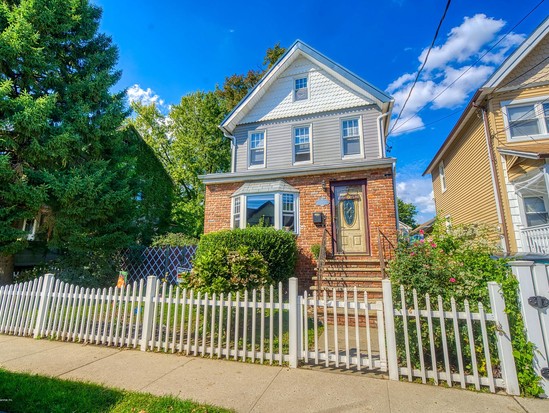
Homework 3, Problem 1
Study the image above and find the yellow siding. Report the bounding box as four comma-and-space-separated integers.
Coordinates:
432, 112, 499, 229
507, 158, 545, 182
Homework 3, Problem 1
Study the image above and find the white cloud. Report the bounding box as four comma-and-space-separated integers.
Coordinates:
396, 177, 436, 223
127, 84, 165, 107
388, 14, 525, 136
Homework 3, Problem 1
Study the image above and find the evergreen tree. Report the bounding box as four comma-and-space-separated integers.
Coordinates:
0, 0, 138, 284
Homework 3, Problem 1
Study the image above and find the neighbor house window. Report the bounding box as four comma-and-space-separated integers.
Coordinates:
293, 126, 311, 163
249, 131, 266, 168
523, 196, 549, 227
439, 162, 447, 192
20, 218, 38, 241
341, 118, 362, 157
503, 97, 549, 141
232, 193, 299, 233
294, 77, 308, 101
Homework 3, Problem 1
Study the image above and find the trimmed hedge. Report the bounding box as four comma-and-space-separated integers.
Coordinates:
196, 227, 298, 284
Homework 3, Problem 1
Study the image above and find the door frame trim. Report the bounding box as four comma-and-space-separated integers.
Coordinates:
330, 179, 370, 255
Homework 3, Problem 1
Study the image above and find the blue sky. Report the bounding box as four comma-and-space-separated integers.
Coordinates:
95, 0, 549, 222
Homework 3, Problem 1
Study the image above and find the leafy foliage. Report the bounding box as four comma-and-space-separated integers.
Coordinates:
397, 198, 418, 228
151, 232, 198, 247
130, 43, 286, 239
388, 218, 543, 396
0, 1, 171, 284
196, 227, 298, 286
184, 245, 270, 294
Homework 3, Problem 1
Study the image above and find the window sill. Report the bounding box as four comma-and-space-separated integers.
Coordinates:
293, 161, 313, 166
507, 133, 549, 143
248, 164, 266, 169
342, 154, 364, 160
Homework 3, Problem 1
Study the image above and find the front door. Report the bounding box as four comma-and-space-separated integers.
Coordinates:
332, 181, 369, 254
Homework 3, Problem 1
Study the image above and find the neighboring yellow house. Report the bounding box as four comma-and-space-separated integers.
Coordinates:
424, 17, 549, 255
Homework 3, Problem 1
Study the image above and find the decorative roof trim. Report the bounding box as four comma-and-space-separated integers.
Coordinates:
220, 40, 393, 134
232, 180, 299, 197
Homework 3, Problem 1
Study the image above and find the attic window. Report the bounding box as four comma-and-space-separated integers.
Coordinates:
294, 77, 308, 101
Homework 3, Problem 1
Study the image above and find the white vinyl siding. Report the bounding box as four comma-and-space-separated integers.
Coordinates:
293, 125, 312, 164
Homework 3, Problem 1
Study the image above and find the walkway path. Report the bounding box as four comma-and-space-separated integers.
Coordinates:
0, 334, 546, 412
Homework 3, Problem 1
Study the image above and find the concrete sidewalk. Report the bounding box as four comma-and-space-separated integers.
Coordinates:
0, 334, 546, 413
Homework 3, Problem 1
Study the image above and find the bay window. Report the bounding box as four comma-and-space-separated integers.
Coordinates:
232, 192, 299, 233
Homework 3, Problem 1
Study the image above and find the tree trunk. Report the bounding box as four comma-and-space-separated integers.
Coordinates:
0, 254, 14, 285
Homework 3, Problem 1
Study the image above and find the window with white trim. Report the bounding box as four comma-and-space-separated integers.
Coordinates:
503, 98, 549, 141
19, 217, 38, 241
523, 196, 549, 227
294, 77, 308, 101
341, 118, 362, 157
248, 131, 265, 168
439, 162, 447, 192
293, 126, 311, 163
233, 197, 241, 228
232, 193, 299, 233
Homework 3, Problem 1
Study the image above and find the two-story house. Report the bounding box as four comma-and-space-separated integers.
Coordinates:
424, 17, 549, 256
201, 41, 397, 292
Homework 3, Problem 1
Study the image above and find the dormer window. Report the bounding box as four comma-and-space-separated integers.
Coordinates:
294, 77, 308, 101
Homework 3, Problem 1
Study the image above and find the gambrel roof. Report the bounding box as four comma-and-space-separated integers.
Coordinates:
220, 40, 393, 135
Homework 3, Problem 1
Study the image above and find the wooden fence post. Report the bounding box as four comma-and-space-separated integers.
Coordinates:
382, 279, 398, 380
487, 281, 520, 396
140, 276, 157, 351
33, 273, 54, 338
288, 277, 300, 368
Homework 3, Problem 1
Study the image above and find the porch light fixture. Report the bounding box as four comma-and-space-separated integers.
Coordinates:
321, 179, 327, 191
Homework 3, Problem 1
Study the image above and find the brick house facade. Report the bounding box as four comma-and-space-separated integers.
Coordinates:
201, 41, 398, 293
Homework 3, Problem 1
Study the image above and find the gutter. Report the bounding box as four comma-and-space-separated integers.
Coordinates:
223, 132, 236, 173
377, 112, 390, 158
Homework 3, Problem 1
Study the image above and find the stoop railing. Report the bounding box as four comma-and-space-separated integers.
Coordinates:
0, 274, 520, 395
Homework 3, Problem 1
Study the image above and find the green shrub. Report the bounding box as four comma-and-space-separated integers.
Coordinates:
388, 217, 543, 396
310, 244, 321, 260
183, 246, 271, 294
150, 232, 198, 247
196, 227, 298, 284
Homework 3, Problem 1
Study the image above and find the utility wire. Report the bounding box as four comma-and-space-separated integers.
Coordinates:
388, 0, 452, 134
390, 0, 546, 135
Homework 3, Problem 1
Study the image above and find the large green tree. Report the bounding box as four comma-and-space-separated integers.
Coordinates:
0, 0, 143, 284
397, 198, 418, 228
131, 43, 286, 238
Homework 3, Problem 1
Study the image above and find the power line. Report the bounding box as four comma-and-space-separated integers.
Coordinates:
388, 0, 452, 134
390, 0, 546, 135
494, 55, 549, 91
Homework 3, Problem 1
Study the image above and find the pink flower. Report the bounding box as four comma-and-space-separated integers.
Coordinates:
419, 229, 425, 235
420, 239, 425, 243
449, 277, 456, 283
410, 252, 416, 256
431, 242, 437, 248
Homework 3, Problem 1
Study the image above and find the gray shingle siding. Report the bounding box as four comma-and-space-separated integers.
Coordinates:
234, 105, 382, 173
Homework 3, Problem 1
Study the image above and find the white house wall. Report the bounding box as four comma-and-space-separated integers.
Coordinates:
501, 156, 524, 252
234, 106, 381, 173
240, 56, 373, 124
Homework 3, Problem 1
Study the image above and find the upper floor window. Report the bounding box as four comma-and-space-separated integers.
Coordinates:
249, 131, 266, 168
294, 77, 308, 101
293, 126, 311, 164
439, 162, 447, 192
503, 97, 549, 141
341, 118, 362, 157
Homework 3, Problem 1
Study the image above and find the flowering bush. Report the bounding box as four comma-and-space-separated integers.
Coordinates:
388, 221, 508, 305
388, 218, 542, 396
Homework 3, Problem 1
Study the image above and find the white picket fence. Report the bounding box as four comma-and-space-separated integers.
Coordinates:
0, 274, 520, 395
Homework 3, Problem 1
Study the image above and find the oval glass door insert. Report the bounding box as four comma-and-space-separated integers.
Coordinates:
343, 199, 356, 226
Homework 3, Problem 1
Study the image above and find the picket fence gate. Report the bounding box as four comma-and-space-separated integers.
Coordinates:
511, 261, 549, 396
0, 274, 520, 395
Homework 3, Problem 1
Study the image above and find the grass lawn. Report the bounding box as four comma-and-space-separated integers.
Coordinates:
0, 369, 232, 413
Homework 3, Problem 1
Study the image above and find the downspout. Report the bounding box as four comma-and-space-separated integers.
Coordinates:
477, 104, 510, 254
392, 160, 399, 229
223, 132, 236, 173
377, 112, 390, 158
